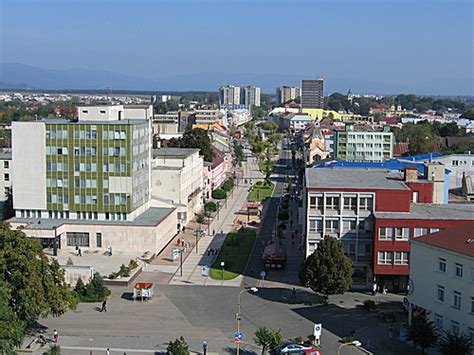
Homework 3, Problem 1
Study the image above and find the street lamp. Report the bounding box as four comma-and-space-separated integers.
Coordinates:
217, 201, 221, 221
236, 287, 259, 355
337, 340, 361, 355
221, 261, 225, 281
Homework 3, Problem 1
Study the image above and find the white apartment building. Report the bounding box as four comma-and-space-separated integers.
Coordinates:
152, 148, 204, 225
0, 149, 12, 220
242, 86, 261, 107
408, 223, 474, 340
277, 86, 300, 104
219, 85, 241, 106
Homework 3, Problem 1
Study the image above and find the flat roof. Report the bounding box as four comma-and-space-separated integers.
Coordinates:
375, 203, 474, 220
8, 207, 175, 230
413, 222, 474, 257
152, 148, 200, 159
38, 118, 148, 125
305, 168, 410, 190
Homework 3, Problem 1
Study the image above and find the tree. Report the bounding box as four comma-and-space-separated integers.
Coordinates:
168, 128, 213, 162
0, 277, 24, 353
407, 316, 437, 353
222, 179, 234, 192
254, 327, 274, 355
462, 108, 474, 120
74, 273, 110, 302
299, 236, 353, 300
259, 120, 278, 133
438, 333, 473, 355
252, 106, 267, 119
212, 188, 226, 200
0, 223, 78, 327
204, 202, 217, 212
166, 336, 190, 355
195, 213, 205, 229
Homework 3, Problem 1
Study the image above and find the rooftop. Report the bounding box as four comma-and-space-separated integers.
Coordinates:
8, 207, 175, 230
39, 118, 148, 125
375, 203, 474, 220
313, 159, 427, 174
305, 168, 410, 190
152, 148, 200, 159
413, 222, 474, 257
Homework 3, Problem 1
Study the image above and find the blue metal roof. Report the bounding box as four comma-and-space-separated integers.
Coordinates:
398, 152, 443, 162
313, 159, 427, 174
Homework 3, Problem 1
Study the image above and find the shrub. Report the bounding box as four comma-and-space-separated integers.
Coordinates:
205, 201, 217, 212
363, 299, 376, 312
222, 179, 234, 192
43, 345, 61, 355
278, 211, 289, 220
212, 188, 227, 200
74, 273, 110, 302
128, 259, 139, 270
166, 336, 189, 355
255, 181, 264, 186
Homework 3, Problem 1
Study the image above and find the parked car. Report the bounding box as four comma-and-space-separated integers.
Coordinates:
272, 342, 321, 354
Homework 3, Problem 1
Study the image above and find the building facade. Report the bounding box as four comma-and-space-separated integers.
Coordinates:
407, 223, 474, 340
242, 86, 261, 107
219, 85, 241, 106
301, 77, 324, 108
151, 148, 204, 225
0, 149, 12, 220
334, 124, 394, 162
276, 86, 300, 104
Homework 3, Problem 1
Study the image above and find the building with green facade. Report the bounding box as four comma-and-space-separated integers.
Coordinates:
334, 124, 394, 162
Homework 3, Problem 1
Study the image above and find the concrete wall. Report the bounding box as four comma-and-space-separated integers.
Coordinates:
12, 122, 47, 210
78, 106, 124, 121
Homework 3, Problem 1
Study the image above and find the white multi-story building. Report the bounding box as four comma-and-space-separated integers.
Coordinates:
194, 109, 223, 125
277, 86, 300, 104
0, 149, 12, 220
242, 86, 261, 107
408, 223, 474, 340
152, 148, 204, 225
219, 85, 241, 106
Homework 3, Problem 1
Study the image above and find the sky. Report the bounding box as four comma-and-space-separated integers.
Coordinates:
1, 0, 473, 94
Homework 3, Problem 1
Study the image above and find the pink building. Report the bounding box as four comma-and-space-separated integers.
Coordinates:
203, 149, 226, 199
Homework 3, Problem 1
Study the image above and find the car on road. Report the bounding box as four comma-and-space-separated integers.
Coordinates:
272, 342, 321, 354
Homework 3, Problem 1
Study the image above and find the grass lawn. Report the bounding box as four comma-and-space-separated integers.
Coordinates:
258, 160, 276, 174
209, 229, 257, 280
247, 182, 275, 202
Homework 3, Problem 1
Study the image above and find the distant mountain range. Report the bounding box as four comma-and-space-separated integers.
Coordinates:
0, 62, 472, 96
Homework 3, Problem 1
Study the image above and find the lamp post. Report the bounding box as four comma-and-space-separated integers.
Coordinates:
180, 244, 184, 277
236, 287, 258, 355
195, 230, 199, 254
217, 202, 221, 221
337, 340, 361, 355
220, 261, 225, 281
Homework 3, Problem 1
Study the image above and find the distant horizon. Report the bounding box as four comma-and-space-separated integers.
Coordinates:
1, 0, 472, 95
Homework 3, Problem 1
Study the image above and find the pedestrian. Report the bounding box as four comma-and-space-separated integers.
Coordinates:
177, 238, 181, 246
75, 245, 79, 255
202, 340, 208, 355
182, 226, 186, 233
78, 248, 82, 257
100, 300, 107, 312
292, 287, 296, 300
207, 249, 210, 256
372, 282, 378, 295
106, 348, 110, 355
388, 325, 394, 340
53, 329, 58, 343
212, 229, 215, 236
108, 246, 113, 256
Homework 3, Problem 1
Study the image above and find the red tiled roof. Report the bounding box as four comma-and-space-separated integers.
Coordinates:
414, 222, 474, 257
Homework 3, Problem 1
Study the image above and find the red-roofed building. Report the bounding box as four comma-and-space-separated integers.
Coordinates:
407, 222, 474, 338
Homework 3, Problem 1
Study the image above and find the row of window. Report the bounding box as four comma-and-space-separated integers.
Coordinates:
434, 314, 474, 340
345, 143, 387, 149
308, 219, 373, 233
379, 227, 441, 241
73, 194, 128, 206
344, 134, 391, 140
47, 194, 69, 204
438, 258, 467, 279
377, 251, 409, 265
309, 195, 374, 211
436, 285, 474, 313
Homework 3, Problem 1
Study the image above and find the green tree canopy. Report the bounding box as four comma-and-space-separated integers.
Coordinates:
166, 336, 190, 355
168, 128, 213, 162
0, 277, 24, 353
407, 316, 437, 353
0, 224, 77, 326
299, 236, 353, 298
438, 332, 473, 355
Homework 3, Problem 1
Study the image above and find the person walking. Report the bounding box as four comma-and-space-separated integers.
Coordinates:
212, 229, 215, 236
53, 329, 58, 343
100, 300, 107, 312
202, 340, 208, 355
78, 248, 82, 257
106, 348, 110, 355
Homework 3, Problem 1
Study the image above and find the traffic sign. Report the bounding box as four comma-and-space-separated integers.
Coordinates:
260, 270, 266, 279
234, 332, 243, 343
313, 323, 322, 338
172, 247, 179, 260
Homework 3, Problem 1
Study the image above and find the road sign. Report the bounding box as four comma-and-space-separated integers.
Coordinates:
172, 247, 179, 260
260, 270, 266, 279
313, 323, 322, 338
200, 265, 209, 276
234, 332, 243, 343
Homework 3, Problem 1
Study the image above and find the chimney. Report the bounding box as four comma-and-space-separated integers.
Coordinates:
404, 166, 418, 181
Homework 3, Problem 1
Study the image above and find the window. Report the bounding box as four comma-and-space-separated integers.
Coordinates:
4, 173, 9, 181
394, 227, 410, 240
395, 251, 409, 265
377, 251, 393, 265
437, 285, 445, 302
325, 219, 339, 233
96, 233, 102, 248
343, 197, 357, 211
326, 196, 339, 210
434, 314, 443, 329
309, 196, 323, 210
453, 291, 462, 310
414, 228, 429, 237
455, 263, 463, 278
3, 161, 9, 169
308, 219, 322, 233
66, 232, 89, 247
430, 228, 440, 233
452, 160, 459, 166
342, 219, 356, 233
438, 258, 446, 272
379, 227, 393, 241
359, 196, 373, 210
452, 321, 460, 335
